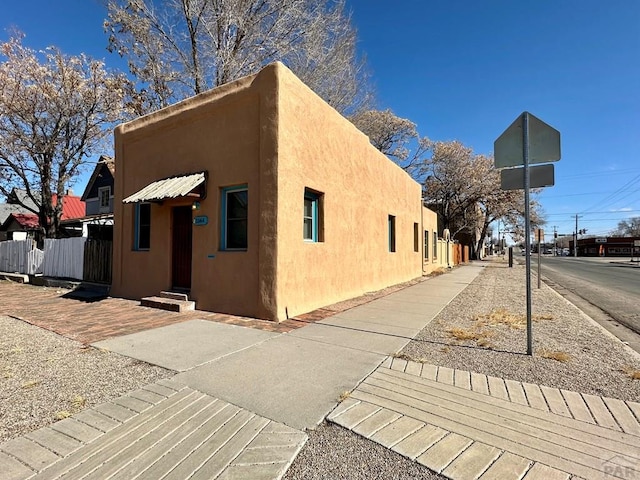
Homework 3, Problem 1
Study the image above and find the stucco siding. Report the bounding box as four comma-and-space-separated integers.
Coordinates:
273, 64, 424, 319
112, 75, 272, 318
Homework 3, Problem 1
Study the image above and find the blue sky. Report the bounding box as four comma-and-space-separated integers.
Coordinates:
3, 0, 639, 239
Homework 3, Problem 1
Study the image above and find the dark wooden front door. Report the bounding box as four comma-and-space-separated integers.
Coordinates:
172, 206, 193, 290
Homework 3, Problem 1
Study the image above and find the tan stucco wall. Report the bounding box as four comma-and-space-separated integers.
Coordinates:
421, 206, 442, 274
111, 71, 279, 319
273, 64, 425, 319
112, 62, 443, 321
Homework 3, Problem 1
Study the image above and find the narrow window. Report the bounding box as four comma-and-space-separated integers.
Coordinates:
99, 186, 111, 210
433, 231, 438, 260
388, 215, 396, 252
424, 230, 429, 260
413, 223, 419, 252
134, 202, 151, 250
221, 185, 248, 250
303, 188, 323, 242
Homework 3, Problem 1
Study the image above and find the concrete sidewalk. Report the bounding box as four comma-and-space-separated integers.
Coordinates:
95, 264, 484, 431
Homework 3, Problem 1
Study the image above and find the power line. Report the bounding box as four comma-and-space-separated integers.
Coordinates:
579, 173, 640, 214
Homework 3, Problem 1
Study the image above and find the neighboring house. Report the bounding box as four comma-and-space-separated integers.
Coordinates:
111, 62, 442, 322
0, 213, 40, 241
68, 156, 116, 240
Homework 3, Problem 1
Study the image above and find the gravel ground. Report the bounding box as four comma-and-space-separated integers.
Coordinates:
400, 259, 640, 402
2, 260, 638, 479
284, 422, 442, 480
0, 315, 173, 443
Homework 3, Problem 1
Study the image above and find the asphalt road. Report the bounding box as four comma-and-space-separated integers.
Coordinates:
539, 256, 640, 341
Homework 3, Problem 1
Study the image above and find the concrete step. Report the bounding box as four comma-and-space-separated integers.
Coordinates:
141, 296, 195, 313
159, 291, 189, 301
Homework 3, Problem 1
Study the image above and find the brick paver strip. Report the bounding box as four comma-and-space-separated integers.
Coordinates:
582, 393, 621, 430
478, 451, 532, 480
353, 409, 401, 437
107, 398, 227, 480
133, 403, 241, 479
380, 356, 392, 368
142, 383, 178, 397
370, 415, 425, 448
454, 369, 471, 390
437, 366, 454, 385
353, 370, 638, 479
420, 363, 438, 381
128, 388, 167, 405
560, 390, 595, 424
487, 375, 509, 400
332, 401, 380, 430
32, 388, 196, 479
326, 397, 359, 421
626, 400, 640, 421
25, 427, 82, 457
162, 409, 256, 480
72, 409, 121, 433
111, 394, 154, 413
0, 451, 34, 480
539, 386, 571, 417
216, 462, 289, 480
441, 441, 502, 480
416, 432, 472, 473
51, 418, 103, 444
404, 360, 422, 376
505, 379, 528, 406
603, 397, 640, 436
391, 357, 408, 372
521, 383, 549, 412
521, 462, 570, 480
470, 372, 489, 395
92, 402, 139, 423
391, 424, 448, 460
70, 395, 214, 479
0, 437, 60, 471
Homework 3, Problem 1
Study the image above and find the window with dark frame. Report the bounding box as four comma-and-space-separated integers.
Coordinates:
99, 186, 110, 209
433, 231, 438, 260
388, 215, 396, 252
424, 230, 429, 260
134, 202, 151, 250
413, 223, 419, 252
222, 186, 248, 250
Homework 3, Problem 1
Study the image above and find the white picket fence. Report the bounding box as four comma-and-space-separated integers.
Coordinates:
0, 238, 86, 280
43, 238, 86, 280
0, 240, 44, 275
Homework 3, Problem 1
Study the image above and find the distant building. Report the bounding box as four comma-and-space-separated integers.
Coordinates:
570, 236, 640, 257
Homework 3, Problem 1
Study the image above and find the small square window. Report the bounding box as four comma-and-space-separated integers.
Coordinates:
303, 188, 323, 242
414, 223, 419, 252
134, 203, 151, 250
221, 186, 248, 250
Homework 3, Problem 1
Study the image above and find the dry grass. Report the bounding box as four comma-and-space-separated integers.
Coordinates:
539, 350, 572, 363
621, 366, 640, 380
474, 308, 554, 330
338, 391, 351, 402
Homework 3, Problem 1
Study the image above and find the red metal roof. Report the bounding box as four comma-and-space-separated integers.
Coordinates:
10, 213, 40, 229
52, 194, 85, 220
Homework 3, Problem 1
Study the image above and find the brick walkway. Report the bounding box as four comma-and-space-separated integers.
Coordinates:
0, 281, 303, 344
329, 357, 640, 480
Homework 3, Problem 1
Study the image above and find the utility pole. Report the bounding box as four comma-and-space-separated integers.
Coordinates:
573, 215, 583, 257
553, 226, 558, 256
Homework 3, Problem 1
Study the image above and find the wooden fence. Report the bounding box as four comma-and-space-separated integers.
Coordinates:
0, 240, 44, 275
43, 237, 86, 280
83, 240, 112, 284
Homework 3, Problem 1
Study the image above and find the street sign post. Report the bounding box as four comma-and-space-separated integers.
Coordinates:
494, 112, 560, 356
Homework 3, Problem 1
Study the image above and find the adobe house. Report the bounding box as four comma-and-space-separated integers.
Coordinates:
111, 62, 440, 321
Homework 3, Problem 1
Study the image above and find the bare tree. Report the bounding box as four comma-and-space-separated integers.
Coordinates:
418, 141, 544, 258
350, 109, 430, 172
611, 217, 640, 237
104, 0, 372, 114
0, 32, 135, 238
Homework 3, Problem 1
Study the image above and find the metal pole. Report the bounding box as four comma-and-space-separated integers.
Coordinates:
537, 230, 541, 289
574, 214, 578, 258
523, 112, 533, 356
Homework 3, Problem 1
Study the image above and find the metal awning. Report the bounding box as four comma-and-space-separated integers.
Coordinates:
123, 172, 206, 203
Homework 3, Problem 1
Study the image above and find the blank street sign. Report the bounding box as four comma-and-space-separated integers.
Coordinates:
501, 164, 555, 191
494, 112, 561, 168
